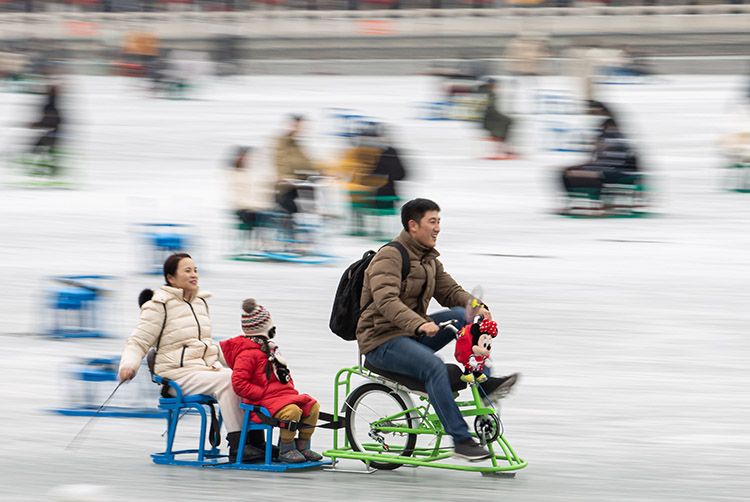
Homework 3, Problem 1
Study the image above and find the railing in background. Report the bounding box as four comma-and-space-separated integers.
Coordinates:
0, 0, 747, 13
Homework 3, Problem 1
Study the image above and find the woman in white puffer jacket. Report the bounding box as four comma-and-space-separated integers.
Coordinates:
118, 252, 263, 463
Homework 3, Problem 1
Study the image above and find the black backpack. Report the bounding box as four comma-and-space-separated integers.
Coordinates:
329, 241, 410, 341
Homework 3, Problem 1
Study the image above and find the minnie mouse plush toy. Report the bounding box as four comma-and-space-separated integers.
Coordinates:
454, 318, 498, 383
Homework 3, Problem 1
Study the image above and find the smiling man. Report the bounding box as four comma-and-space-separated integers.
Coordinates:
357, 198, 517, 461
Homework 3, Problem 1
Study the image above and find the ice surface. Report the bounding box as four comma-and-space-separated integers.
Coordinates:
0, 75, 748, 501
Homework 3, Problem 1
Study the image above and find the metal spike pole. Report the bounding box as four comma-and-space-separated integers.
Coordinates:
65, 381, 124, 450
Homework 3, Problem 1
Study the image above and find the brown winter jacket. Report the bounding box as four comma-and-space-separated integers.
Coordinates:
356, 230, 473, 355
273, 133, 314, 181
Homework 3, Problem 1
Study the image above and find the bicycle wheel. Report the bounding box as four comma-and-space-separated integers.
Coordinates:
344, 383, 418, 470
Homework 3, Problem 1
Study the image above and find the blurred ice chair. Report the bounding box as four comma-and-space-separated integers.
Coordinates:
50, 356, 164, 418
325, 108, 379, 139
44, 275, 114, 339
138, 223, 191, 275
533, 89, 578, 115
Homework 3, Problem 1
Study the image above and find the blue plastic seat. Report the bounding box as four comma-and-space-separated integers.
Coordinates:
150, 369, 224, 466
153, 233, 185, 251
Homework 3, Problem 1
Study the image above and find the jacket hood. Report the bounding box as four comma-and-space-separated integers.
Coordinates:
152, 285, 211, 304
220, 336, 262, 369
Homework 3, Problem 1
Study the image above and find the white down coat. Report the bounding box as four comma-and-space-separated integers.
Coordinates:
119, 286, 224, 378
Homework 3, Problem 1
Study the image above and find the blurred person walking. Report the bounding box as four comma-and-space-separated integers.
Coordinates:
118, 253, 266, 463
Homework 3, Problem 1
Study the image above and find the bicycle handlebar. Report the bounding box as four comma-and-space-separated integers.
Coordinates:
438, 320, 460, 333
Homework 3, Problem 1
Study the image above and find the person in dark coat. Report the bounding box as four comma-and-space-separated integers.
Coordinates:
480, 78, 516, 159
27, 84, 63, 175
30, 84, 62, 154
560, 118, 640, 203
370, 144, 407, 211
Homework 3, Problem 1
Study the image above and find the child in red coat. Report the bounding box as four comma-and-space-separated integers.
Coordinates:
221, 299, 322, 463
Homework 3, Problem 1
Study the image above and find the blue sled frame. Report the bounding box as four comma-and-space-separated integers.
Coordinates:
150, 375, 330, 472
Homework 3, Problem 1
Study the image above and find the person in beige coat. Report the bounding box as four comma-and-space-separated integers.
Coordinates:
118, 252, 263, 463
228, 146, 275, 250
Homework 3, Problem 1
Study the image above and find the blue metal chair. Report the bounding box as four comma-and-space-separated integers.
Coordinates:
147, 352, 224, 466
145, 349, 330, 470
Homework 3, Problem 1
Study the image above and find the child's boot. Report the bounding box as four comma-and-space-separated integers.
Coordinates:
278, 439, 305, 463
296, 438, 323, 462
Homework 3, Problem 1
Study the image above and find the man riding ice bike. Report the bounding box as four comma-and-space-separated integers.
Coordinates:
356, 198, 519, 461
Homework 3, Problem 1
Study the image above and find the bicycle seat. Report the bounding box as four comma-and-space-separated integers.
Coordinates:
363, 359, 467, 394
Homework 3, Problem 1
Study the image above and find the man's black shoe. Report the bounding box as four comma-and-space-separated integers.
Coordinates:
484, 372, 520, 402
454, 439, 491, 461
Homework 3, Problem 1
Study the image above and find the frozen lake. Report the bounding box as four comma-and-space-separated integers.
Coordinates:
1, 74, 749, 501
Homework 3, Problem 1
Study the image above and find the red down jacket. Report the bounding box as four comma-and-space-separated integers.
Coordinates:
220, 336, 316, 419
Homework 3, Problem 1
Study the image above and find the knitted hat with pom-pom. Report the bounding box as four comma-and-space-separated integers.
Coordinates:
241, 298, 273, 337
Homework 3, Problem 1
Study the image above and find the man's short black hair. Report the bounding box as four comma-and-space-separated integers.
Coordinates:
401, 198, 440, 231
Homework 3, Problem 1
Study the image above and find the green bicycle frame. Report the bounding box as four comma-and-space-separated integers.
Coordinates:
323, 365, 527, 474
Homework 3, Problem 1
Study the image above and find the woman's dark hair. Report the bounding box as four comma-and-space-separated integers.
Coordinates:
163, 252, 192, 286
401, 198, 440, 231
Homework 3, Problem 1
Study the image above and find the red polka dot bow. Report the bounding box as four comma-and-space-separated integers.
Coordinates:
479, 319, 498, 338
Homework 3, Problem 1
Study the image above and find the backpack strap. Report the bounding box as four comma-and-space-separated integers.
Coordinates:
360, 241, 411, 317
384, 241, 410, 281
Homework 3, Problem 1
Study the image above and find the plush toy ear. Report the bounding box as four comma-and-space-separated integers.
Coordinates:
470, 323, 481, 340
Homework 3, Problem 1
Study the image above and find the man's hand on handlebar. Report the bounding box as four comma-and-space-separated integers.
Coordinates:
476, 306, 492, 320
417, 322, 440, 337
